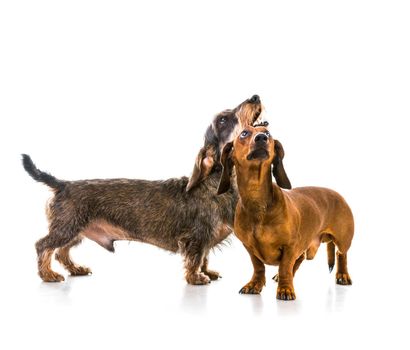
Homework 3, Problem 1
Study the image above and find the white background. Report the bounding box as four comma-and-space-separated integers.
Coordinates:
1, 1, 409, 349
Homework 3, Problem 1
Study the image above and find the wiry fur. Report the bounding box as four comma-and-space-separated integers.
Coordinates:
23, 95, 262, 284
22, 154, 65, 191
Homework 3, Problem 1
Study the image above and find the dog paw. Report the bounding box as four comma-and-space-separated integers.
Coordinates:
70, 266, 92, 276
336, 273, 352, 285
276, 286, 296, 300
39, 271, 65, 282
239, 280, 265, 294
203, 269, 221, 281
186, 272, 211, 285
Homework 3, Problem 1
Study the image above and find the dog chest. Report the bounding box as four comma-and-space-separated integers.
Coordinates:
235, 223, 284, 266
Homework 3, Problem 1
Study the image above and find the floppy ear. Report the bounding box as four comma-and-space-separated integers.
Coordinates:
217, 142, 234, 195
272, 140, 292, 189
186, 146, 215, 192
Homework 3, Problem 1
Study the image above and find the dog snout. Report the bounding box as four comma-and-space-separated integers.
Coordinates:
249, 95, 260, 104
254, 133, 268, 143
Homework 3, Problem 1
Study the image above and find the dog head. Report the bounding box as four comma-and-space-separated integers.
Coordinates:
211, 94, 263, 152
186, 95, 263, 192
217, 125, 292, 194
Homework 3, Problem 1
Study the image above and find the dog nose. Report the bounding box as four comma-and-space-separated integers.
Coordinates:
249, 95, 260, 104
254, 133, 268, 143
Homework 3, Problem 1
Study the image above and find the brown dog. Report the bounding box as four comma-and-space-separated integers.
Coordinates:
22, 96, 263, 284
217, 125, 354, 300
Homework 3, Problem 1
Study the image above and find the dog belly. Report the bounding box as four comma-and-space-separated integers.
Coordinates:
81, 219, 136, 252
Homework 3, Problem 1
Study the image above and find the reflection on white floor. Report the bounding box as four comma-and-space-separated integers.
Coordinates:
1, 236, 408, 350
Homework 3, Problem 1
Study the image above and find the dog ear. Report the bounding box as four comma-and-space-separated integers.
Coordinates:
272, 140, 292, 189
186, 146, 215, 192
217, 142, 234, 195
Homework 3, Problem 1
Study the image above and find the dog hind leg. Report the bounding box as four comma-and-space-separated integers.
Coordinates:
55, 236, 91, 276
35, 221, 82, 282
335, 251, 352, 285
36, 247, 64, 282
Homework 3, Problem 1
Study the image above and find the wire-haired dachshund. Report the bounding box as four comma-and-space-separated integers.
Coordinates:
23, 95, 263, 284
217, 125, 354, 300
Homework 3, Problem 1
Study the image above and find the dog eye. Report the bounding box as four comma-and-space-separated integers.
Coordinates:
240, 130, 249, 138
265, 131, 270, 137
219, 117, 226, 124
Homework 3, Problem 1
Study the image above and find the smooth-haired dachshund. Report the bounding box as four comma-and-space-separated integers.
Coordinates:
217, 125, 354, 300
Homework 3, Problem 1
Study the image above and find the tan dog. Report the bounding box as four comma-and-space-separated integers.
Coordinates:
217, 125, 354, 300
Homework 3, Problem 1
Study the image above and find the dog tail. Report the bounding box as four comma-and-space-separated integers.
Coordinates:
327, 241, 336, 273
22, 154, 66, 191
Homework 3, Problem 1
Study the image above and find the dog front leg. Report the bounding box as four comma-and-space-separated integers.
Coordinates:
179, 237, 211, 285
277, 247, 297, 300
183, 251, 211, 285
201, 255, 220, 281
272, 252, 305, 282
239, 245, 266, 294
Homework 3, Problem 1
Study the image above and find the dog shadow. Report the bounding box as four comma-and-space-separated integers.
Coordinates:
179, 284, 210, 313
36, 273, 94, 306
37, 279, 73, 305
276, 298, 303, 316
236, 293, 266, 315
325, 284, 350, 312
275, 284, 349, 316
249, 295, 265, 315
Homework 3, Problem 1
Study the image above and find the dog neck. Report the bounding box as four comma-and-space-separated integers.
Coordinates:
235, 162, 280, 214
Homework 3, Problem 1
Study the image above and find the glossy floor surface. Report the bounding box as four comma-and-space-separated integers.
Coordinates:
1, 230, 408, 350
2, 1, 410, 349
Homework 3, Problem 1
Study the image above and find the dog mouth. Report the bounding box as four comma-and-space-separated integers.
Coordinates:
247, 148, 269, 160
253, 106, 262, 121
236, 101, 263, 128
252, 105, 265, 126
